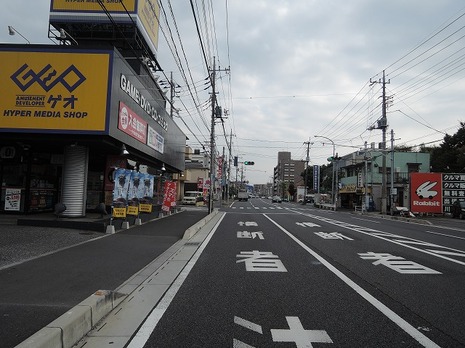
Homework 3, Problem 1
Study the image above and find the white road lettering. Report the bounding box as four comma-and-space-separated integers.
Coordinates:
358, 252, 441, 274
237, 221, 259, 227
237, 231, 264, 239
236, 250, 287, 272
271, 316, 333, 347
314, 232, 354, 240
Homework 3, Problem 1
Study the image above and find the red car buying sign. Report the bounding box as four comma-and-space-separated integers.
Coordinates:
410, 172, 442, 214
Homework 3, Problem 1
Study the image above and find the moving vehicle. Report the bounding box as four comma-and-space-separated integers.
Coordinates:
182, 191, 203, 205
238, 191, 249, 201
271, 195, 282, 203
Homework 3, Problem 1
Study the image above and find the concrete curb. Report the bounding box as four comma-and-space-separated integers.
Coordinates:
351, 211, 433, 225
183, 208, 219, 239
15, 208, 220, 348
15, 290, 122, 348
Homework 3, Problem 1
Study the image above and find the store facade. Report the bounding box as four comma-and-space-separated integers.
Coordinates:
0, 45, 185, 216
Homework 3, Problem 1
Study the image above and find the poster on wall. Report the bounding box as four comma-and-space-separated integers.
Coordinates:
147, 126, 164, 154
162, 181, 177, 212
112, 168, 131, 217
140, 173, 154, 212
4, 188, 21, 211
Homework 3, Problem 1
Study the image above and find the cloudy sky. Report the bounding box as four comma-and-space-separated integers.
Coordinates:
2, 1, 465, 184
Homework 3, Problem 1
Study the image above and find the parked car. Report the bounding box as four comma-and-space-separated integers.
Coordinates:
182, 191, 202, 205
271, 195, 282, 203
451, 200, 465, 219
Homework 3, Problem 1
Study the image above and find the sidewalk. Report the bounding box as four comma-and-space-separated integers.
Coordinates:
0, 208, 209, 348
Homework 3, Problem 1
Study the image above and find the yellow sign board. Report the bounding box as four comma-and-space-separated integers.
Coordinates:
139, 203, 152, 213
112, 207, 127, 218
138, 0, 160, 51
51, 0, 136, 12
0, 50, 111, 132
127, 205, 139, 216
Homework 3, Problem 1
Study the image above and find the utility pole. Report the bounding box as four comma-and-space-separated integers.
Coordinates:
370, 70, 390, 214
169, 71, 174, 118
389, 129, 400, 216
208, 57, 229, 213
303, 139, 312, 204
227, 130, 233, 204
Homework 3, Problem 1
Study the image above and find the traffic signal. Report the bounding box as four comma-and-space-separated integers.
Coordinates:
244, 161, 255, 165
234, 156, 238, 167
327, 155, 341, 162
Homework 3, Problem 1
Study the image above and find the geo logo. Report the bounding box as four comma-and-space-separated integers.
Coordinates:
10, 63, 86, 92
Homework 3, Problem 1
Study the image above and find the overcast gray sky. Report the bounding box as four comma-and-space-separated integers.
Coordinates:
2, 1, 465, 184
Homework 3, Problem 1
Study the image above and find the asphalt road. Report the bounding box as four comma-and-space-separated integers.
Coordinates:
124, 199, 465, 347
0, 209, 208, 348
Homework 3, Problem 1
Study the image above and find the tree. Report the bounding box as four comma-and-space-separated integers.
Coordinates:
288, 183, 296, 198
429, 122, 465, 172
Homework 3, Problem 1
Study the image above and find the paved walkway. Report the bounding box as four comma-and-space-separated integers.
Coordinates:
0, 209, 208, 348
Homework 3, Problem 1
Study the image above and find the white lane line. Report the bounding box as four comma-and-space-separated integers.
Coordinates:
352, 216, 381, 223
263, 214, 440, 348
127, 213, 225, 348
424, 230, 465, 241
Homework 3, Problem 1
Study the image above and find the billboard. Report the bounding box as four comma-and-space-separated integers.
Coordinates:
410, 173, 442, 214
0, 49, 112, 133
410, 172, 465, 214
50, 0, 159, 56
50, 0, 136, 12
137, 0, 160, 55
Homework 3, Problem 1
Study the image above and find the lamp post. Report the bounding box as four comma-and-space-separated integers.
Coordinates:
314, 135, 336, 207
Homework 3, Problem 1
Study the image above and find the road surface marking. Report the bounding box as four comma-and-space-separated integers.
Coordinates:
271, 316, 333, 347
358, 252, 441, 274
264, 214, 441, 348
236, 250, 288, 272
234, 316, 263, 334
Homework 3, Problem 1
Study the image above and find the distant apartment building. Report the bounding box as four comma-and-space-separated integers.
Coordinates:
273, 152, 305, 199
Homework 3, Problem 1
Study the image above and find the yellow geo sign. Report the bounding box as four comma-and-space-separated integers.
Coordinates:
51, 0, 136, 12
0, 50, 111, 132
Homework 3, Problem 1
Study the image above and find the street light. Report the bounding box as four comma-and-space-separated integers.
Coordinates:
314, 135, 336, 208
8, 26, 30, 44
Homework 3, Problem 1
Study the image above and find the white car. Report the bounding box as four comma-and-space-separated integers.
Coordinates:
271, 195, 282, 203
182, 191, 202, 205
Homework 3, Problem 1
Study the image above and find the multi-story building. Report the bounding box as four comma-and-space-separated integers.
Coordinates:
182, 146, 210, 194
273, 152, 305, 200
337, 145, 430, 211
